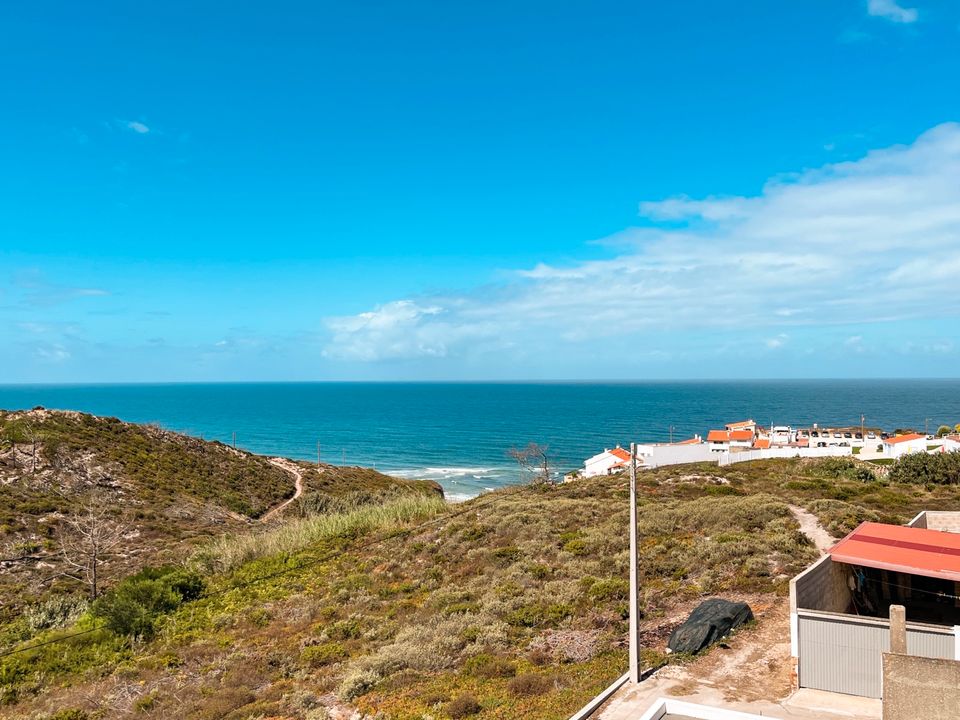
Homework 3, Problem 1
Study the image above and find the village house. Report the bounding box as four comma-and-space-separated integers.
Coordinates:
580, 446, 632, 478
706, 429, 753, 452
724, 419, 757, 434
882, 433, 927, 458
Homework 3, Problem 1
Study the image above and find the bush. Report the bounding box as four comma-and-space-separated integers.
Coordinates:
92, 566, 205, 637
24, 596, 88, 633
507, 672, 554, 696
889, 452, 960, 485
45, 711, 90, 720
462, 652, 516, 678
301, 642, 347, 667
447, 693, 482, 718
507, 602, 572, 628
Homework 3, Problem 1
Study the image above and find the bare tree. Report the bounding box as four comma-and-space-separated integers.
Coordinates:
59, 494, 127, 599
508, 442, 553, 485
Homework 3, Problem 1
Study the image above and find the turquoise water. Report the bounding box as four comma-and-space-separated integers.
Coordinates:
0, 381, 957, 499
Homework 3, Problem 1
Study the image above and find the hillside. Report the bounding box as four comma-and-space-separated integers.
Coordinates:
5, 454, 960, 719
0, 409, 441, 619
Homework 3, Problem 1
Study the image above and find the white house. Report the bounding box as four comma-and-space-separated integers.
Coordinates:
937, 434, 960, 454
724, 419, 757, 435
581, 446, 632, 478
882, 433, 927, 459
707, 429, 753, 452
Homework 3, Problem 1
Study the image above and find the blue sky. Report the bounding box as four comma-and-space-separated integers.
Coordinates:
2, 0, 960, 382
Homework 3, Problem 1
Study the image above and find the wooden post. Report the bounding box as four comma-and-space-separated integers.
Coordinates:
629, 442, 641, 683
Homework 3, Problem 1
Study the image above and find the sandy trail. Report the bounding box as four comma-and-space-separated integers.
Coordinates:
789, 504, 835, 554
261, 458, 305, 522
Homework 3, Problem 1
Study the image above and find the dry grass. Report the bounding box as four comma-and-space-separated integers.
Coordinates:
189, 493, 448, 574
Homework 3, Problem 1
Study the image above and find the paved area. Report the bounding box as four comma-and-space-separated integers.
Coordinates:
597, 599, 880, 720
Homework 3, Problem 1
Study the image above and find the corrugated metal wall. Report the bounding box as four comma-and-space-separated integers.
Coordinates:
797, 611, 955, 699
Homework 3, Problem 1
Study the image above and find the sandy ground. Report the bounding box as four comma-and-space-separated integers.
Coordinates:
596, 500, 872, 719
260, 457, 305, 521
788, 505, 836, 554
598, 598, 880, 719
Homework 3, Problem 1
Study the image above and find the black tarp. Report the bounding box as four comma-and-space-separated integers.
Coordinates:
667, 598, 754, 654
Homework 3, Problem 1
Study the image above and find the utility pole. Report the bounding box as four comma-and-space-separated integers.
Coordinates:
669, 425, 674, 444
317, 441, 321, 468
861, 414, 865, 443
232, 431, 236, 449
629, 442, 641, 683
342, 448, 346, 465
925, 418, 931, 436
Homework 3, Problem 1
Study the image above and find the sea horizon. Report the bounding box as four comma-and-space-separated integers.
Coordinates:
2, 379, 957, 500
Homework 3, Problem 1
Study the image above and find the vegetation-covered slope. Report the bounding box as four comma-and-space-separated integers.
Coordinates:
4, 453, 960, 720
0, 409, 440, 618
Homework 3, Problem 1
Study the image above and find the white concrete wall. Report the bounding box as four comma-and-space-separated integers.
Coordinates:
718, 446, 852, 466
643, 443, 717, 468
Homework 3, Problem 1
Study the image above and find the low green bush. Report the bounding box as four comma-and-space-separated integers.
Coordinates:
507, 672, 554, 696
301, 642, 348, 667
447, 693, 482, 718
462, 652, 516, 678
92, 566, 204, 638
889, 452, 960, 485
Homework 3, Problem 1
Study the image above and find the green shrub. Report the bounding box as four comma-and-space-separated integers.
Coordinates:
93, 566, 204, 637
889, 452, 960, 485
462, 653, 516, 678
24, 596, 88, 633
507, 602, 572, 628
447, 693, 482, 718
45, 710, 90, 720
585, 578, 628, 602
301, 642, 348, 667
507, 672, 554, 696
492, 545, 522, 564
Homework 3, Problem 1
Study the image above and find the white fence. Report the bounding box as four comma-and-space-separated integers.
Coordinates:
718, 446, 852, 466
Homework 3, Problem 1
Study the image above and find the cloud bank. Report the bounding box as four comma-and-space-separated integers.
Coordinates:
324, 124, 960, 367
867, 0, 919, 24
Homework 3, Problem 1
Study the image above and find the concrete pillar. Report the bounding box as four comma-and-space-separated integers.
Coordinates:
889, 604, 907, 655
628, 442, 641, 683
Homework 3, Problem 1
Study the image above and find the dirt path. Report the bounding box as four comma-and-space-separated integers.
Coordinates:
789, 504, 835, 554
261, 458, 305, 522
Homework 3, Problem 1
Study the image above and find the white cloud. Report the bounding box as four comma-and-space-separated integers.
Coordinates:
766, 334, 788, 349
867, 0, 918, 23
323, 123, 960, 365
125, 120, 150, 134
325, 301, 456, 361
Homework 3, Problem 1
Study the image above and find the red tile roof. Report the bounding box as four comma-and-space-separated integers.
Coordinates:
674, 437, 701, 445
725, 419, 755, 430
608, 447, 631, 462
829, 522, 960, 582
885, 433, 926, 445
752, 438, 771, 449
707, 430, 729, 442
728, 430, 754, 441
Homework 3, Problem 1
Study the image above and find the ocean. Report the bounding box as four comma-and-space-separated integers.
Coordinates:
0, 380, 957, 500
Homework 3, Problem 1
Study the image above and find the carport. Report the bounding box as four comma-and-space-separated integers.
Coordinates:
789, 521, 960, 699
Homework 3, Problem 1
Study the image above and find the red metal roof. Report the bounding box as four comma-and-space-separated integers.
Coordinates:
828, 521, 960, 582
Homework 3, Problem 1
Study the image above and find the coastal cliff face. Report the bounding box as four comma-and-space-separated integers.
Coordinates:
3, 422, 960, 719
0, 409, 440, 617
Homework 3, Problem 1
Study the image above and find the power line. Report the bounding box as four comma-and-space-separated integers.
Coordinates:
0, 488, 513, 659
